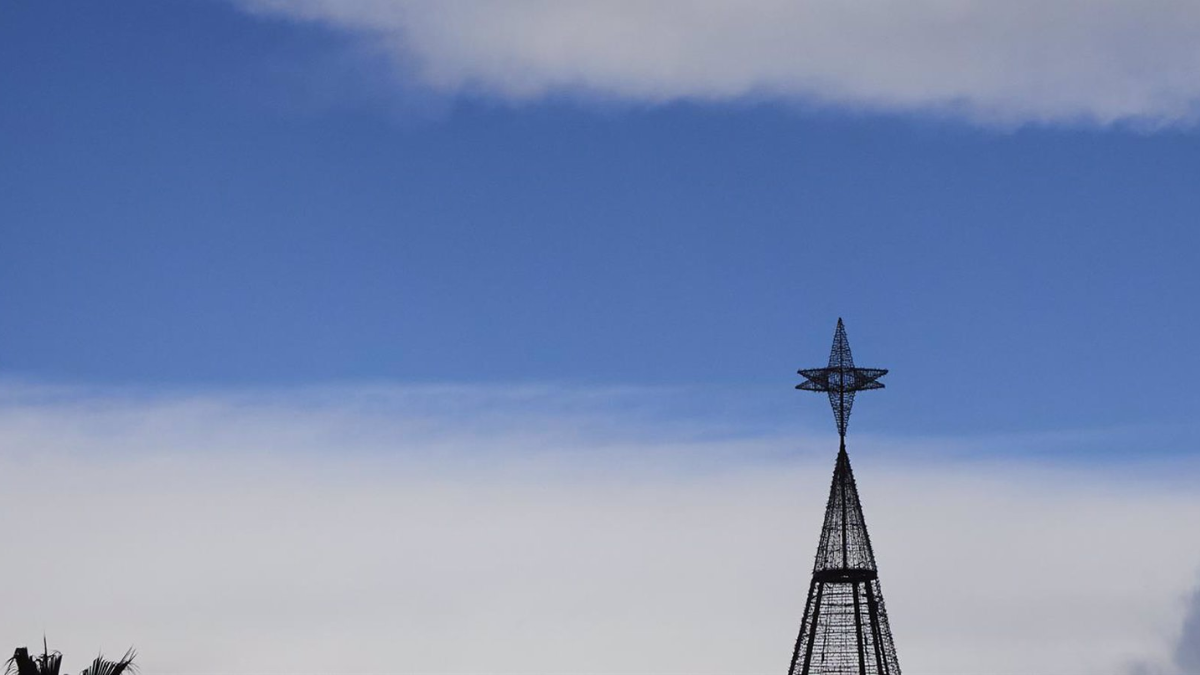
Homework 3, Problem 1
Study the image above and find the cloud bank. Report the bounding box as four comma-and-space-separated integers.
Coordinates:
235, 0, 1200, 125
1, 382, 1199, 674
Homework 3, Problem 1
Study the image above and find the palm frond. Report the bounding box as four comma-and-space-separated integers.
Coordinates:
5, 648, 36, 675
77, 649, 136, 675
38, 638, 61, 675
6, 645, 63, 675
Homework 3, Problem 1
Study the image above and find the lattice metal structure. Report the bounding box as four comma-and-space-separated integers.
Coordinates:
797, 319, 886, 438
788, 319, 900, 675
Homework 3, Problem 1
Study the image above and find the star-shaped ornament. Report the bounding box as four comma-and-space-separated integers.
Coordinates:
797, 319, 888, 437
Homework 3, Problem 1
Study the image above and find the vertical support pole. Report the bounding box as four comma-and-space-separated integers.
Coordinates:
799, 581, 825, 675
839, 436, 848, 569
864, 581, 889, 675
853, 581, 867, 675
788, 578, 818, 675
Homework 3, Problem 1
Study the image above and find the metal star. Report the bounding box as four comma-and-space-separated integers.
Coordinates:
797, 319, 888, 438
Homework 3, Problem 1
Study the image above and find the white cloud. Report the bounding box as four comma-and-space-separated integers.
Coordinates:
234, 0, 1200, 125
1, 382, 1199, 674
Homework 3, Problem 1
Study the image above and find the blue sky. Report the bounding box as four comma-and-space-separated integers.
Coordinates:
4, 2, 1200, 673
4, 0, 1199, 446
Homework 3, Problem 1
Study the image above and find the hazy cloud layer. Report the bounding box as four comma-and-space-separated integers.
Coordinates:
1, 383, 1199, 674
235, 0, 1200, 125
1175, 588, 1200, 673
1129, 587, 1200, 674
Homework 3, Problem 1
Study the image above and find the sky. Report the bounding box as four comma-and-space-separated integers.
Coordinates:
2, 1, 1200, 673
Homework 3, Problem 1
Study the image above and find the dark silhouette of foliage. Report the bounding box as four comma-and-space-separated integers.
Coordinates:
5, 639, 61, 675
77, 650, 135, 675
6, 642, 133, 675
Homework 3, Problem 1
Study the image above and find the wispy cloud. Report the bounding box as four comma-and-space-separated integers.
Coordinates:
235, 0, 1200, 126
1, 382, 1198, 674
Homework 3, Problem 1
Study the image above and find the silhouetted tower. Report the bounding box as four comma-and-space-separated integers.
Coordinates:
787, 319, 900, 675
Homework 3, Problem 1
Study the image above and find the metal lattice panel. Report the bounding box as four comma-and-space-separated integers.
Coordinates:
813, 448, 877, 574
787, 448, 900, 675
789, 320, 900, 675
789, 577, 900, 675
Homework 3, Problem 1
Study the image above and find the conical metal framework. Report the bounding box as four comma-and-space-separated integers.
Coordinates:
789, 320, 900, 675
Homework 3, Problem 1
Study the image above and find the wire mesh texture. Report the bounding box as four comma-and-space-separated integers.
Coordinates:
789, 320, 900, 675
797, 318, 887, 438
